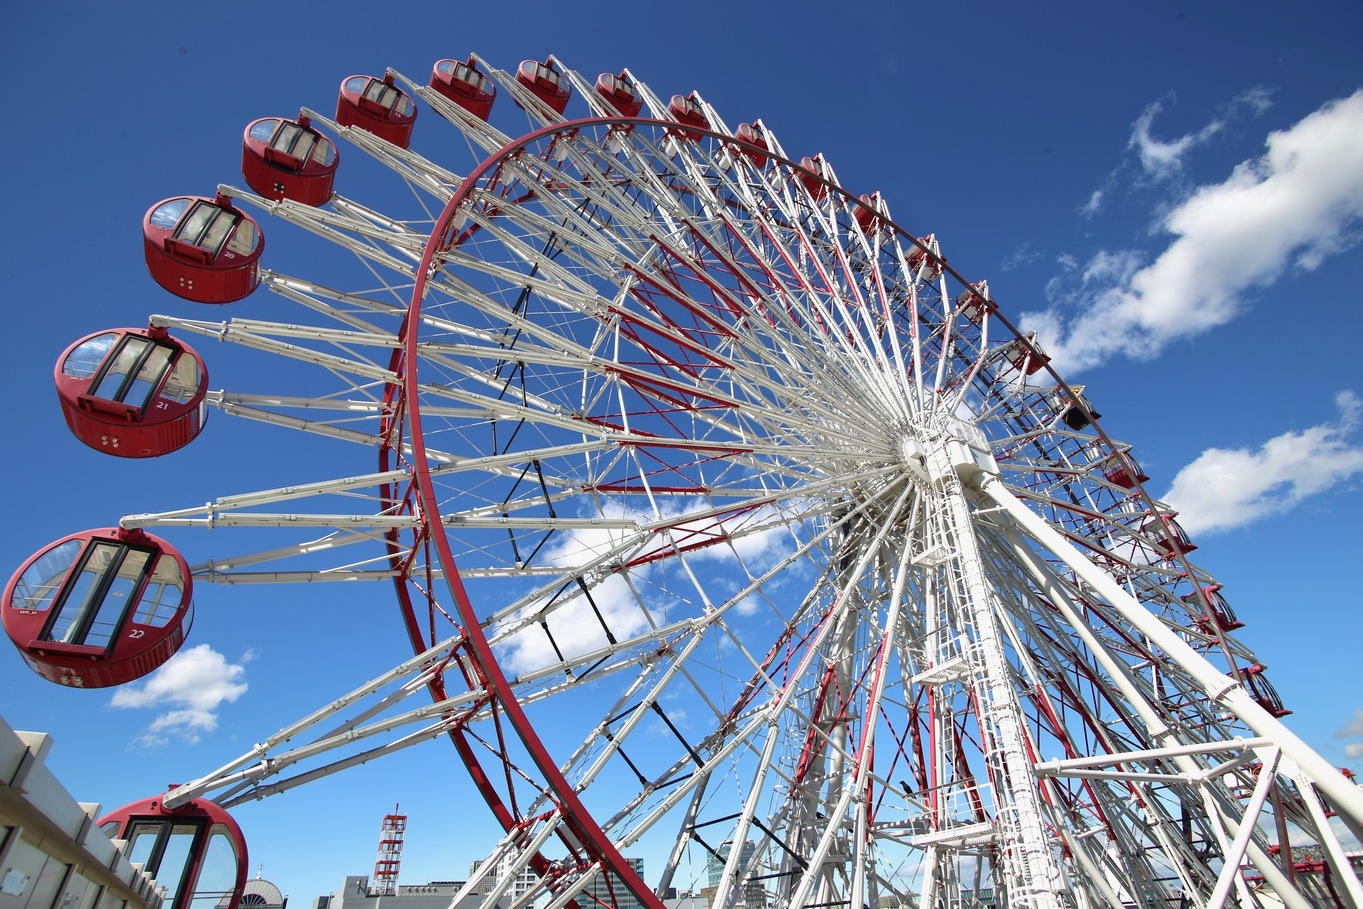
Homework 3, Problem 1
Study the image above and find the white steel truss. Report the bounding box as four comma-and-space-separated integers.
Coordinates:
47, 54, 1358, 909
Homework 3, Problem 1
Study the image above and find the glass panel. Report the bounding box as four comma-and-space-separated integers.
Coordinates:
537, 64, 563, 88
158, 352, 201, 405
290, 129, 316, 164
151, 551, 183, 587
312, 136, 336, 166
149, 198, 190, 230
13, 539, 83, 611
124, 820, 163, 867
392, 92, 413, 117
363, 80, 396, 111
92, 336, 152, 402
131, 582, 181, 627
63, 332, 117, 378
198, 210, 235, 257
131, 553, 184, 628
151, 823, 200, 908
455, 62, 485, 91
225, 218, 258, 256
44, 542, 122, 644
271, 121, 302, 152
83, 549, 150, 649
248, 120, 278, 142
174, 202, 217, 246
436, 59, 454, 75
185, 830, 239, 909
343, 76, 366, 93
123, 344, 173, 414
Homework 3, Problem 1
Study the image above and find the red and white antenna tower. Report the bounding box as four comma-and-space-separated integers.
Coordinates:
370, 804, 406, 897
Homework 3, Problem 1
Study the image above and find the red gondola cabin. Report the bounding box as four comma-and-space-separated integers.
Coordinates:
798, 156, 831, 201
854, 193, 889, 233
99, 796, 247, 909
55, 327, 208, 458
516, 60, 571, 115
1102, 451, 1149, 489
1061, 392, 1102, 431
431, 57, 496, 120
1144, 512, 1197, 557
143, 195, 263, 304
336, 74, 416, 148
1006, 331, 1050, 376
668, 93, 709, 133
241, 116, 338, 206
1240, 664, 1291, 717
595, 71, 642, 117
1183, 584, 1245, 632
908, 235, 943, 280
957, 282, 994, 322
734, 122, 770, 168
3, 528, 193, 688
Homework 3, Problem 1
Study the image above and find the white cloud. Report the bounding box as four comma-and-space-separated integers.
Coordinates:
1163, 392, 1363, 535
1128, 96, 1225, 180
1129, 89, 1272, 181
496, 513, 657, 675
1079, 189, 1104, 219
1000, 239, 1044, 272
110, 644, 251, 745
495, 499, 798, 674
1348, 743, 1363, 760
1337, 707, 1363, 739
1024, 91, 1363, 372
684, 505, 794, 571
1234, 86, 1275, 117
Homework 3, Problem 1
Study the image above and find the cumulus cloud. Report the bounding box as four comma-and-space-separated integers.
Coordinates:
110, 644, 251, 745
495, 499, 797, 674
1025, 91, 1363, 372
1163, 392, 1363, 535
1349, 743, 1363, 760
495, 506, 656, 675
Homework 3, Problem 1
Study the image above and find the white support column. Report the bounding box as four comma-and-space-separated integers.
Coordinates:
923, 438, 1069, 909
976, 473, 1363, 827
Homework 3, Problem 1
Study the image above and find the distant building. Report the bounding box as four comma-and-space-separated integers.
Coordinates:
241, 878, 287, 909
704, 841, 755, 890
661, 893, 708, 909
702, 842, 763, 907
465, 857, 536, 901
582, 857, 645, 909
313, 876, 495, 909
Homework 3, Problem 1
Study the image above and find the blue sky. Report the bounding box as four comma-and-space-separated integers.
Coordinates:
2, 0, 1362, 904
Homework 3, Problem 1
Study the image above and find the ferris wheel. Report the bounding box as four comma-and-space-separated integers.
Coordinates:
5, 51, 1362, 909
